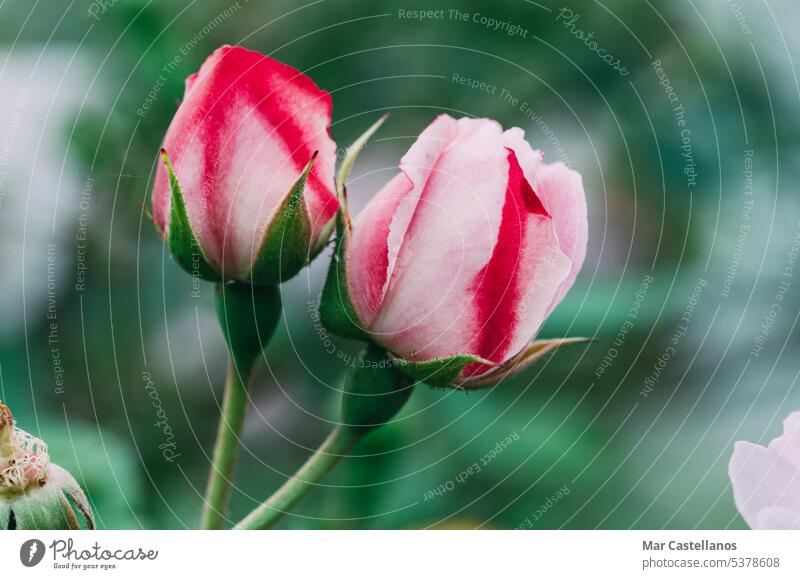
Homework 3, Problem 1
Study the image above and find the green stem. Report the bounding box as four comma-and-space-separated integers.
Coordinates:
233, 425, 362, 530
232, 344, 412, 530
201, 360, 252, 530
200, 282, 282, 529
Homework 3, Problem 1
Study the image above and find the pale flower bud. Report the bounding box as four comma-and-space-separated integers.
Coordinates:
322, 115, 589, 388
0, 401, 94, 530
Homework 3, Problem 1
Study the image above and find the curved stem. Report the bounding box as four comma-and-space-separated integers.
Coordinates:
234, 425, 362, 530
201, 360, 251, 530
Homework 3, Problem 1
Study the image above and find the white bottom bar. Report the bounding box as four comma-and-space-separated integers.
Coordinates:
2, 531, 798, 578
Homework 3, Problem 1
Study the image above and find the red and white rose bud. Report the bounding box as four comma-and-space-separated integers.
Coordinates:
152, 45, 338, 285
0, 402, 94, 529
322, 115, 588, 388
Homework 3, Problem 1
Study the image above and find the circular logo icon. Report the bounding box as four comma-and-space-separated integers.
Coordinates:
19, 539, 46, 567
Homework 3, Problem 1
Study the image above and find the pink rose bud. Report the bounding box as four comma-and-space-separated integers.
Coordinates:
0, 402, 94, 529
729, 411, 800, 529
152, 45, 338, 285
322, 115, 588, 388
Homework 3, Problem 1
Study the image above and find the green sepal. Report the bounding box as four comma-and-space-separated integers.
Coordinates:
160, 149, 222, 283
215, 282, 282, 373
0, 500, 10, 528
49, 464, 95, 529
319, 213, 371, 342
2, 478, 94, 530
248, 154, 316, 286
340, 344, 414, 433
335, 113, 389, 200
7, 483, 75, 530
311, 114, 389, 259
461, 337, 594, 389
391, 353, 495, 389
318, 115, 391, 339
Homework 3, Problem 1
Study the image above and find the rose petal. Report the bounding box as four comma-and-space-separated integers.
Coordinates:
347, 172, 412, 327
768, 411, 800, 470
465, 149, 569, 376
367, 116, 510, 360
730, 438, 800, 529
505, 128, 588, 313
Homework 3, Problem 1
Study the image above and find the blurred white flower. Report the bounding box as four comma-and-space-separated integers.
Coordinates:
0, 47, 94, 340
729, 411, 800, 529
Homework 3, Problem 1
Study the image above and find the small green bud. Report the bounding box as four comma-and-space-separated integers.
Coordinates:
0, 402, 94, 530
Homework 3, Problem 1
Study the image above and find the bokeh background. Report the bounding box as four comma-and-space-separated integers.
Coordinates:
0, 0, 798, 529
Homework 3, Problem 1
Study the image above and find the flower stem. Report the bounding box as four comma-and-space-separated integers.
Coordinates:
200, 282, 282, 529
233, 425, 362, 530
201, 360, 252, 530
233, 345, 413, 530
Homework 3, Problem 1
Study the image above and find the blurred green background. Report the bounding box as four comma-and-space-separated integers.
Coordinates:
0, 0, 798, 529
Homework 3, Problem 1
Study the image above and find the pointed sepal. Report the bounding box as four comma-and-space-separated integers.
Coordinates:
248, 153, 316, 286
319, 212, 371, 341
160, 149, 222, 282
336, 113, 389, 201
49, 464, 95, 529
318, 115, 392, 339
312, 114, 390, 258
391, 353, 496, 389
461, 337, 594, 389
